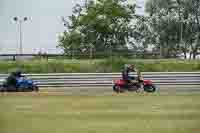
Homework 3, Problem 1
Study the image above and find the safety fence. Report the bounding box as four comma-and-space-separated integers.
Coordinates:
0, 72, 199, 87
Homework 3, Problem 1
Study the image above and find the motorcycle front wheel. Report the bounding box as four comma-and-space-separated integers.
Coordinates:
113, 85, 124, 93
144, 84, 156, 93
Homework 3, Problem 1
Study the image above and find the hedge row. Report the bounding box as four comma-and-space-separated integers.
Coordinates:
0, 58, 200, 73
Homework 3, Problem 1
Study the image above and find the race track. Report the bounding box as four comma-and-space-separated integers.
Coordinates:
35, 85, 200, 95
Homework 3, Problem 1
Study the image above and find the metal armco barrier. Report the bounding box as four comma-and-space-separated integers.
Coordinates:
0, 72, 200, 87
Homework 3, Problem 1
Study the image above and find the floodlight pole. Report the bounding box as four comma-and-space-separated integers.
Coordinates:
19, 20, 23, 55
13, 17, 28, 55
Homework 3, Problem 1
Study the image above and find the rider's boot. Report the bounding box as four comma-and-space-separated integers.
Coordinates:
140, 84, 144, 92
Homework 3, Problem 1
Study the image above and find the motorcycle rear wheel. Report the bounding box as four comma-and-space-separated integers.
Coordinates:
33, 85, 39, 92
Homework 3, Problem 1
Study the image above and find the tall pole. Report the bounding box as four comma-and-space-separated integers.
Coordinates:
19, 20, 23, 55
13, 17, 28, 55
180, 21, 183, 45
85, 0, 88, 8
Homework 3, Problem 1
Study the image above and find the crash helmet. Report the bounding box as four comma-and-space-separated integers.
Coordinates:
15, 69, 22, 77
124, 64, 129, 69
127, 64, 135, 70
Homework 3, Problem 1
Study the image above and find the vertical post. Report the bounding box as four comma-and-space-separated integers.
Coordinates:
89, 45, 92, 59
71, 47, 74, 60
85, 0, 88, 8
46, 54, 49, 61
14, 17, 28, 56
19, 20, 23, 55
160, 45, 162, 58
13, 55, 16, 61
180, 21, 183, 46
109, 43, 112, 57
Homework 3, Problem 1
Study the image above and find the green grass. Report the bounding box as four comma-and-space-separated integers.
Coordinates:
0, 92, 200, 133
0, 58, 200, 73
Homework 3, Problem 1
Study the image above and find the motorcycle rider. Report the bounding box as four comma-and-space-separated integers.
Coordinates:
122, 64, 143, 90
5, 70, 23, 87
4, 72, 17, 87
122, 64, 138, 84
15, 70, 24, 79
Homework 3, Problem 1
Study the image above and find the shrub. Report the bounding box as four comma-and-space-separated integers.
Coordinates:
0, 59, 199, 73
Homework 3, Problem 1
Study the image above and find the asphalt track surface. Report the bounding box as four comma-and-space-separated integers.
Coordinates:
1, 85, 199, 96
34, 85, 200, 95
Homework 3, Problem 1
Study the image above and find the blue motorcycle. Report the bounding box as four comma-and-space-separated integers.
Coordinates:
1, 76, 39, 92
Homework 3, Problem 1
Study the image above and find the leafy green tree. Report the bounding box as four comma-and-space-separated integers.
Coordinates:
58, 0, 138, 57
144, 0, 200, 59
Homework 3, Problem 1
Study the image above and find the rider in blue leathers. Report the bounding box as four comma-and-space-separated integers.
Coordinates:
5, 70, 23, 87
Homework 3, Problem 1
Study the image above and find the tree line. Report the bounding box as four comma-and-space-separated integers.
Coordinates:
58, 0, 200, 59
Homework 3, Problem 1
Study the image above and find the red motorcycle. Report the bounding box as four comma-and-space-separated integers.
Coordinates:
113, 72, 156, 93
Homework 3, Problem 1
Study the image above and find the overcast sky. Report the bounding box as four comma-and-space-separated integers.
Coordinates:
0, 0, 145, 54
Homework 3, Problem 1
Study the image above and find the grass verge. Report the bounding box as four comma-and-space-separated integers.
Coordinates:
0, 58, 200, 73
0, 92, 200, 133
